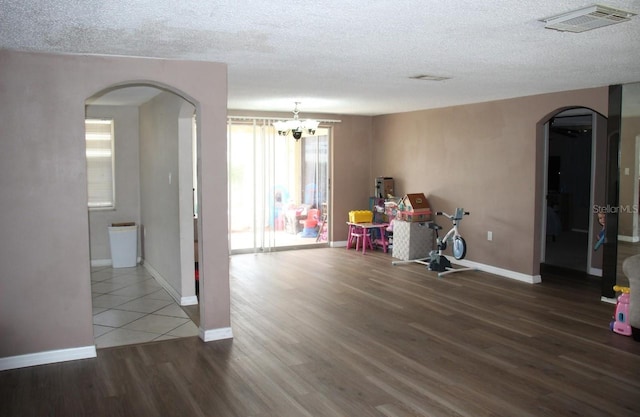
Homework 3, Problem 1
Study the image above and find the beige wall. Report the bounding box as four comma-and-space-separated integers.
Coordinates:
331, 115, 374, 240
0, 50, 228, 362
371, 88, 608, 278
618, 115, 640, 239
0, 47, 613, 366
139, 92, 194, 300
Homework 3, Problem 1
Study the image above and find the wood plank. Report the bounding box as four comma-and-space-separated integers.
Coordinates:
1, 248, 639, 417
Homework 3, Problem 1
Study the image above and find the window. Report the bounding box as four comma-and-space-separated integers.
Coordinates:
85, 119, 115, 209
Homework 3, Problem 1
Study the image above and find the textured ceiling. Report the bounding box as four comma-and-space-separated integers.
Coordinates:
1, 0, 640, 115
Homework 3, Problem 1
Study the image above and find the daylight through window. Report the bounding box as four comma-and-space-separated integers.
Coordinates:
86, 119, 115, 208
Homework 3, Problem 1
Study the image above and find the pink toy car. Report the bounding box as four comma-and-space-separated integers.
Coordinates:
611, 286, 632, 336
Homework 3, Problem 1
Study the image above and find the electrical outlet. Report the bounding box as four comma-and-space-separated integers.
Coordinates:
487, 231, 493, 241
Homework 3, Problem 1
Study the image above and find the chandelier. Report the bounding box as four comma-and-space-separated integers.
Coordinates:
273, 102, 319, 141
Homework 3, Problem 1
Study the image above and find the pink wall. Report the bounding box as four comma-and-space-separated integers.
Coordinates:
0, 50, 228, 361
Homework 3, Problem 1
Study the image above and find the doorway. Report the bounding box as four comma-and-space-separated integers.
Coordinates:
86, 85, 199, 347
228, 119, 330, 253
543, 109, 594, 272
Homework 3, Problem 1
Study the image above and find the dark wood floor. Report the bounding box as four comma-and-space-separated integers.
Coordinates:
2, 248, 640, 417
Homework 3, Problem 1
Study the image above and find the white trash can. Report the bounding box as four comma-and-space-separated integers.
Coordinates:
108, 223, 138, 268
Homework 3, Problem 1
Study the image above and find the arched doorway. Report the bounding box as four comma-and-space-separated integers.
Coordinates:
85, 83, 199, 347
538, 107, 607, 277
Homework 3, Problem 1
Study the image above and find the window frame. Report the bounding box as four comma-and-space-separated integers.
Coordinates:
85, 118, 116, 210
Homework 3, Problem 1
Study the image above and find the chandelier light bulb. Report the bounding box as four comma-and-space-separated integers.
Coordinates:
273, 102, 318, 141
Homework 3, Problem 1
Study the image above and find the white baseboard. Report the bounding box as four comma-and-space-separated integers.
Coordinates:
181, 295, 199, 306
589, 267, 603, 277
618, 235, 640, 243
91, 257, 142, 267
91, 259, 111, 267
451, 258, 542, 284
0, 345, 96, 371
601, 296, 617, 304
336, 244, 542, 283
143, 262, 187, 306
199, 326, 233, 342
138, 261, 198, 307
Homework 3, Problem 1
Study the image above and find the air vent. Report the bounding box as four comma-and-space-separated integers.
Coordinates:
541, 4, 636, 33
410, 74, 450, 82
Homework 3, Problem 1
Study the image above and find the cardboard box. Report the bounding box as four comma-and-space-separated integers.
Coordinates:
397, 193, 432, 222
375, 177, 395, 198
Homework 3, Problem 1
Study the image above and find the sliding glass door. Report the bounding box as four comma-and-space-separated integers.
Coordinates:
228, 119, 330, 253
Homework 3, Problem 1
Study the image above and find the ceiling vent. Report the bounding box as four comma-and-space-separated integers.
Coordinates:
410, 74, 450, 82
541, 4, 636, 33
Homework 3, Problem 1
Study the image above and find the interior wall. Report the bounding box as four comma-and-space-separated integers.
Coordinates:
618, 115, 640, 240
139, 92, 189, 298
331, 115, 374, 241
371, 88, 608, 278
86, 105, 141, 262
0, 49, 228, 363
591, 112, 608, 272
178, 107, 196, 302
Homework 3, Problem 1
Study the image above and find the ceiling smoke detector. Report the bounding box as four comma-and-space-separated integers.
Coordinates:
541, 4, 636, 33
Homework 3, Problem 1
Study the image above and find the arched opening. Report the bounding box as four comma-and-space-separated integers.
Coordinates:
536, 106, 608, 281
85, 82, 200, 347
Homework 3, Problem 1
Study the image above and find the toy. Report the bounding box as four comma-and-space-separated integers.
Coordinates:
594, 212, 606, 251
610, 285, 632, 336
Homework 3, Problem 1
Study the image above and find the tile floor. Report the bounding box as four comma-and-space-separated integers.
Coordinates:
91, 265, 199, 348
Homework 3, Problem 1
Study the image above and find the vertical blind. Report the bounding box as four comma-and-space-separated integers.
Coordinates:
86, 119, 115, 208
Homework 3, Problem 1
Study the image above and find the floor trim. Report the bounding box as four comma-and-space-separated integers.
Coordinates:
601, 296, 617, 304
618, 234, 640, 243
0, 345, 97, 371
451, 258, 542, 284
181, 295, 199, 306
91, 258, 143, 267
338, 242, 542, 283
91, 259, 112, 267
589, 267, 603, 277
199, 326, 233, 342
143, 261, 198, 307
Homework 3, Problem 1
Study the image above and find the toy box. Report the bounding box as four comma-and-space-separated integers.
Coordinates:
392, 220, 434, 260
397, 193, 432, 222
349, 210, 373, 223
